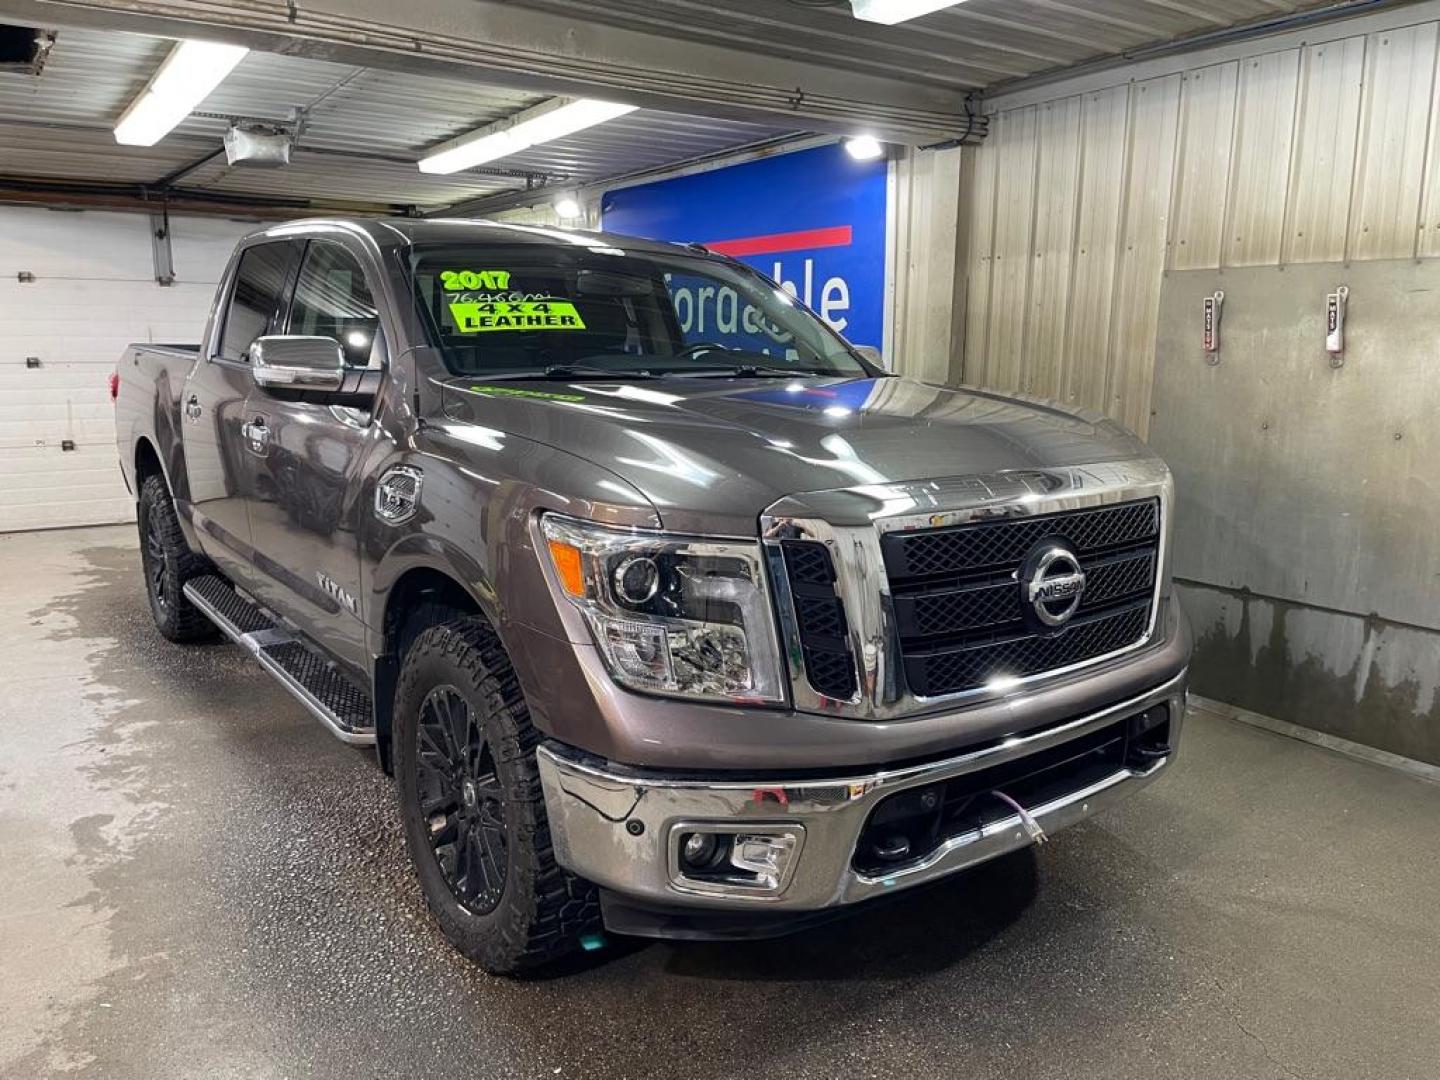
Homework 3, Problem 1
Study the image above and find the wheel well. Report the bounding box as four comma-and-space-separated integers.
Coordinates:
135, 438, 163, 488
383, 568, 482, 656
374, 567, 484, 774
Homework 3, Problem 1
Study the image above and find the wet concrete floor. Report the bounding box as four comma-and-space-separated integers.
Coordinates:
2, 525, 1436, 1079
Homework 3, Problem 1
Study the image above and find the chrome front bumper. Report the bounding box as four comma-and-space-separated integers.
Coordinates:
536, 670, 1187, 913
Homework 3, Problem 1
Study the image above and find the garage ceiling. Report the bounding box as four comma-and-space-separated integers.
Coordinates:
512, 0, 1355, 90
0, 0, 1402, 216
0, 26, 798, 214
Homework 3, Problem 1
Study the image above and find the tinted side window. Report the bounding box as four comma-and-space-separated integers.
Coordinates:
289, 243, 381, 368
219, 243, 295, 362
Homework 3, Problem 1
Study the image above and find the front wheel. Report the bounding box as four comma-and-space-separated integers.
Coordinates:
393, 617, 600, 974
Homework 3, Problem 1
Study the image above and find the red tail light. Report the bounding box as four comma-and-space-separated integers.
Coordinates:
108, 370, 120, 403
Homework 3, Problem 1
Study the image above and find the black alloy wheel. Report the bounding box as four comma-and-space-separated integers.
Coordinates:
393, 617, 601, 973
416, 685, 509, 913
143, 508, 170, 614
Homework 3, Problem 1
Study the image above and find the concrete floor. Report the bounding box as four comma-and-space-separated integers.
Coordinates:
2, 525, 1437, 1080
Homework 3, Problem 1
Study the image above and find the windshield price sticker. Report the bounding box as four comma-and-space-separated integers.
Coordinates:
448, 297, 587, 333
441, 269, 512, 291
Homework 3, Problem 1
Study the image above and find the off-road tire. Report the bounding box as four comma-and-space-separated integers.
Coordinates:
394, 617, 601, 974
137, 474, 215, 643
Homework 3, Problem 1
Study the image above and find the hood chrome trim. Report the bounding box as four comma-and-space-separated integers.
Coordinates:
760, 459, 1174, 720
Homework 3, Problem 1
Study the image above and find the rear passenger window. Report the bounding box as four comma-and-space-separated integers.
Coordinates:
288, 243, 381, 368
219, 243, 295, 362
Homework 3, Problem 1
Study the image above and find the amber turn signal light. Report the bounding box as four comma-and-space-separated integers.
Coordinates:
548, 539, 586, 597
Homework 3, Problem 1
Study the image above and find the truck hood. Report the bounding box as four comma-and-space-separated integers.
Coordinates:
441, 375, 1152, 535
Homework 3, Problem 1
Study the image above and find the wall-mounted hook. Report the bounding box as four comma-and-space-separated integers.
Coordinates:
1203, 290, 1224, 363
1325, 285, 1348, 367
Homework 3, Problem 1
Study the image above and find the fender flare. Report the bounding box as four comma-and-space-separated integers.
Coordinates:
367, 537, 506, 775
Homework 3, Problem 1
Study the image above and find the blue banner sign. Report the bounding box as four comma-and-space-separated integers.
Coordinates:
600, 143, 887, 347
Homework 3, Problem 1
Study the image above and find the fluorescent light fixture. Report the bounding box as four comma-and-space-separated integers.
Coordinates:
844, 135, 884, 161
850, 0, 968, 25
419, 97, 638, 175
553, 195, 583, 220
114, 39, 248, 146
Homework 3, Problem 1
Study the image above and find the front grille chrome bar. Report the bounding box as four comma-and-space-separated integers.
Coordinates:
760, 458, 1174, 720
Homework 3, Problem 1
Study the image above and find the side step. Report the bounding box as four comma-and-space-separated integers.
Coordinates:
183, 574, 376, 746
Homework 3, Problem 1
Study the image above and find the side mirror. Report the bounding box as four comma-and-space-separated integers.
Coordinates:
250, 335, 346, 392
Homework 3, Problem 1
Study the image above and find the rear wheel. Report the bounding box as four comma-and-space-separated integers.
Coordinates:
394, 617, 600, 974
137, 474, 215, 643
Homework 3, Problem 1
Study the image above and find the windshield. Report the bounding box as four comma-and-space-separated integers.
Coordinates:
409, 243, 872, 379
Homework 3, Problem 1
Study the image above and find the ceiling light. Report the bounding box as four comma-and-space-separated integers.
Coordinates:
553, 195, 583, 220
850, 0, 968, 25
420, 97, 638, 175
114, 39, 248, 146
844, 135, 884, 161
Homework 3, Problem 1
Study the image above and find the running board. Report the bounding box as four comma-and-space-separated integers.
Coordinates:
183, 575, 376, 746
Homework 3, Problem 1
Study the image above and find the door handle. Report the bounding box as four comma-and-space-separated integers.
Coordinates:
242, 417, 269, 454
184, 395, 203, 421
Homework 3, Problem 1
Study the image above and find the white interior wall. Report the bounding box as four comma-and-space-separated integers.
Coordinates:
0, 207, 257, 532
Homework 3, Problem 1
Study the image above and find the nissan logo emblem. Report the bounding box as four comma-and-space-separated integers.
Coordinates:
1021, 543, 1087, 628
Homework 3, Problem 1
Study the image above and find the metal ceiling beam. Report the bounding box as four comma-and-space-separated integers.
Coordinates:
0, 0, 977, 145
0, 173, 396, 216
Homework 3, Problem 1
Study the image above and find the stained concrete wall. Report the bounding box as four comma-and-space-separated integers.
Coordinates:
1178, 583, 1438, 764
1151, 260, 1440, 765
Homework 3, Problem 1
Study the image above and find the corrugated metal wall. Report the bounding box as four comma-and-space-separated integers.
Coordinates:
888, 145, 968, 383
963, 12, 1440, 437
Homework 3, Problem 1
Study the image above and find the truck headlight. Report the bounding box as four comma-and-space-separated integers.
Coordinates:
539, 515, 786, 704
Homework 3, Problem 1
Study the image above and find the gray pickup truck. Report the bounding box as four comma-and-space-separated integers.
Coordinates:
115, 217, 1190, 973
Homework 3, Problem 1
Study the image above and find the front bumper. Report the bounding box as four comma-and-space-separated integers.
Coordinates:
537, 669, 1187, 922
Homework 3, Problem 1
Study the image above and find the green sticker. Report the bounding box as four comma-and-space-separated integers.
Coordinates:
441, 269, 511, 291
469, 385, 585, 402
448, 299, 587, 334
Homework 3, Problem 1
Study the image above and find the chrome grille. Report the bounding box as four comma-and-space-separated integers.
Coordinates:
794, 592, 846, 639
763, 462, 1172, 719
904, 603, 1151, 698
1079, 550, 1157, 606
780, 540, 857, 700
884, 499, 1161, 698
884, 501, 1159, 580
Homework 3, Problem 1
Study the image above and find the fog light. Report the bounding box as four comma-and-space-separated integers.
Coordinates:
670, 824, 805, 896
680, 831, 722, 869
730, 833, 799, 892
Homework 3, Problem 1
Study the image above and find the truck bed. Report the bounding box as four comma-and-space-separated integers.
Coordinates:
113, 342, 203, 503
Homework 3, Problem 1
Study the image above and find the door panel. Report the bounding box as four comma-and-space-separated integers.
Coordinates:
243, 241, 384, 675
182, 358, 257, 583
183, 240, 301, 585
